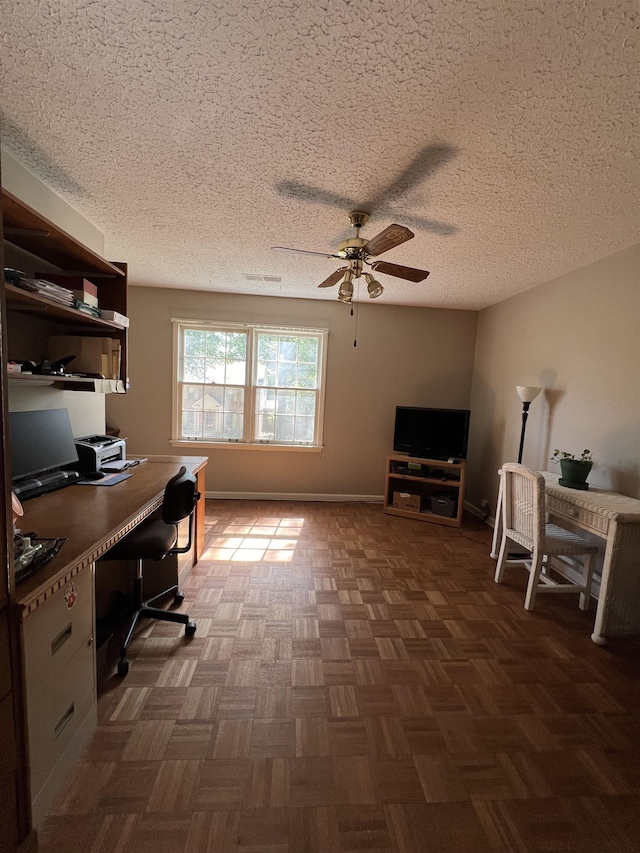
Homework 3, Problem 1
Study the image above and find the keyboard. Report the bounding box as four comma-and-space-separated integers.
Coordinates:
13, 470, 81, 501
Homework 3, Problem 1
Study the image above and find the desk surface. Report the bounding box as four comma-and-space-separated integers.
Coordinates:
541, 471, 640, 521
15, 455, 207, 615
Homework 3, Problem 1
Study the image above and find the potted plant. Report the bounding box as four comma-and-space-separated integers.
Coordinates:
551, 448, 593, 490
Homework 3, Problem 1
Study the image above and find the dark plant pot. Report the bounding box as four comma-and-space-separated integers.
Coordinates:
559, 459, 592, 490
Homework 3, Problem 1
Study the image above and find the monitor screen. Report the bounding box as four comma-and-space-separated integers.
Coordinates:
393, 406, 471, 460
9, 408, 79, 481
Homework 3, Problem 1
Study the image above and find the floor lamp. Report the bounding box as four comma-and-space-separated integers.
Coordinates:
490, 385, 543, 559
516, 385, 542, 464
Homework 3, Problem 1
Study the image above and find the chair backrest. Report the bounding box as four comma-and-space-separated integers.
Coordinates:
161, 466, 198, 525
500, 462, 546, 548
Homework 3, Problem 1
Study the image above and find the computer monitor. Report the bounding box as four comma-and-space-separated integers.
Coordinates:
9, 408, 79, 481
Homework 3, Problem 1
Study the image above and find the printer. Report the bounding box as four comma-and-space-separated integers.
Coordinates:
74, 435, 126, 474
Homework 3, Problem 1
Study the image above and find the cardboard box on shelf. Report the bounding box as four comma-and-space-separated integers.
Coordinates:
392, 491, 421, 512
99, 309, 129, 327
73, 290, 99, 308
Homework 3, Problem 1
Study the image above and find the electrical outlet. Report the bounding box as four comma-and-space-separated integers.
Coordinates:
480, 499, 489, 509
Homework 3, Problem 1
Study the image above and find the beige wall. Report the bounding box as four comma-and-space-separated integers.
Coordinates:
107, 286, 478, 497
467, 243, 640, 512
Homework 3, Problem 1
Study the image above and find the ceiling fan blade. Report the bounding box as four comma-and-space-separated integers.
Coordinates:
272, 246, 340, 259
317, 267, 348, 288
370, 261, 430, 282
362, 224, 414, 257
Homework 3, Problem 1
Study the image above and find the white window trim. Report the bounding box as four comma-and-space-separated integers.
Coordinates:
171, 319, 328, 450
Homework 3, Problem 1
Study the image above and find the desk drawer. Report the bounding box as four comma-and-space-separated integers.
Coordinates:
23, 568, 94, 692
547, 496, 610, 536
27, 637, 95, 797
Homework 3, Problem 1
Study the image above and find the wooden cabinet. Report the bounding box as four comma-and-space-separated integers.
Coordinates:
383, 454, 466, 527
2, 188, 128, 393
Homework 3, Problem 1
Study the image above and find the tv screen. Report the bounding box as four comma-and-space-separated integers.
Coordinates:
9, 408, 79, 481
393, 406, 471, 460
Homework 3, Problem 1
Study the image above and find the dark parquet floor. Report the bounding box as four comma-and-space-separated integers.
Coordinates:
32, 501, 640, 852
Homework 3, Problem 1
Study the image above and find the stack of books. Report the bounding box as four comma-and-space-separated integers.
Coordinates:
15, 278, 74, 307
34, 274, 100, 316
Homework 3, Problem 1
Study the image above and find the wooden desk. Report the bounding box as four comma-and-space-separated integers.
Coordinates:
14, 455, 207, 826
491, 470, 640, 645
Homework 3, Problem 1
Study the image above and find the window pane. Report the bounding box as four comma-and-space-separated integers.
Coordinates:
258, 334, 278, 361
225, 387, 244, 412
183, 357, 204, 383
297, 363, 317, 388
226, 359, 246, 384
296, 391, 316, 416
276, 390, 296, 414
183, 385, 204, 410
205, 331, 227, 359
184, 330, 206, 357
295, 416, 314, 442
275, 415, 295, 441
202, 386, 225, 410
279, 337, 298, 362
203, 411, 224, 439
298, 336, 318, 363
277, 362, 297, 387
205, 359, 226, 384
224, 413, 243, 439
182, 410, 202, 437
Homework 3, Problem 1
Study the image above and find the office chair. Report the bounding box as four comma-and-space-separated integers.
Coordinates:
102, 465, 200, 676
494, 462, 599, 612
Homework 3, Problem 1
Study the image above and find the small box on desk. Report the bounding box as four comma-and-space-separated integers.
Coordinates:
393, 492, 421, 512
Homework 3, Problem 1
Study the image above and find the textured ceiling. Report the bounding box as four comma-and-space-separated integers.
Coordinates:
1, 0, 639, 309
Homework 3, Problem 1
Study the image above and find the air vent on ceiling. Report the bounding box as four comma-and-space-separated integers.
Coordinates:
243, 274, 282, 282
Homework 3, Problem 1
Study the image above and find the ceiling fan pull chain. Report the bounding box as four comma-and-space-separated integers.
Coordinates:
353, 282, 360, 346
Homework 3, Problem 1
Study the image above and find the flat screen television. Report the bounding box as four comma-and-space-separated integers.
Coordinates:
9, 408, 79, 481
393, 406, 471, 460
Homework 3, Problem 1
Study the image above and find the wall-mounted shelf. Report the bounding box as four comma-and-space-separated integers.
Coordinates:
3, 190, 129, 393
5, 285, 127, 332
8, 374, 125, 393
2, 188, 124, 277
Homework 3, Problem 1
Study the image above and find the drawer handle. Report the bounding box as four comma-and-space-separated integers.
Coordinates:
54, 702, 75, 740
51, 623, 72, 656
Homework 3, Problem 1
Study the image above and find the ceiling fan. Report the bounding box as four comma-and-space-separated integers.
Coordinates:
272, 210, 430, 303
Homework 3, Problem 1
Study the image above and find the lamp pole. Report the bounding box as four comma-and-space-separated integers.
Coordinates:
515, 386, 542, 464
517, 402, 531, 464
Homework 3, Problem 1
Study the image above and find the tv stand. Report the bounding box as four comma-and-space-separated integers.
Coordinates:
383, 454, 466, 527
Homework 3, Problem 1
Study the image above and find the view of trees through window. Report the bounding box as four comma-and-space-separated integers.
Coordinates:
176, 323, 326, 446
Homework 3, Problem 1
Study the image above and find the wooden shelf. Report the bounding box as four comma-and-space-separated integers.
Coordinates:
4, 284, 127, 332
2, 188, 124, 277
8, 374, 125, 393
384, 454, 466, 527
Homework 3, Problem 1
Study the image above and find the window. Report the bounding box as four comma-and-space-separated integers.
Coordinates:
173, 321, 328, 448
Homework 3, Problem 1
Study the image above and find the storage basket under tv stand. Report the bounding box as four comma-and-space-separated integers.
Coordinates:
383, 454, 466, 527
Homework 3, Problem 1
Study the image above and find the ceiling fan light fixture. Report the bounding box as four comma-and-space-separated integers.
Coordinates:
337, 278, 354, 304
364, 273, 384, 299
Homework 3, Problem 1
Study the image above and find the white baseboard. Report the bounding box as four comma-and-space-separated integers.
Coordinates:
205, 492, 384, 503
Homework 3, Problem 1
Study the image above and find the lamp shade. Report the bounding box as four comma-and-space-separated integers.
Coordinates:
516, 385, 542, 404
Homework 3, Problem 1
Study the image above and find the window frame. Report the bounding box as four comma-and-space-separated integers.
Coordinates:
171, 319, 328, 451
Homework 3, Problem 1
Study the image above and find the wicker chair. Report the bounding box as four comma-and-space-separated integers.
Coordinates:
494, 462, 599, 611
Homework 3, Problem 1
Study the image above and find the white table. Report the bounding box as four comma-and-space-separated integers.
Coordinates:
491, 471, 640, 644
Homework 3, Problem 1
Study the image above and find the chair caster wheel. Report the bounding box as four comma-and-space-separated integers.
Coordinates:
185, 621, 197, 637
117, 658, 129, 677
174, 591, 185, 606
